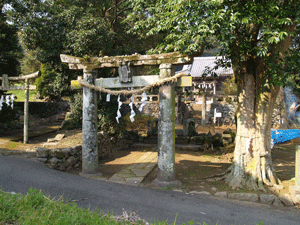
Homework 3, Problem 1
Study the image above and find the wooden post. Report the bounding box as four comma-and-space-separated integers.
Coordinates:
153, 63, 181, 188
2, 75, 9, 90
177, 90, 183, 124
81, 68, 99, 175
24, 79, 29, 143
202, 91, 207, 126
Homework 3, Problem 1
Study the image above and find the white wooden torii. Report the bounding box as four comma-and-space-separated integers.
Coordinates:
61, 52, 193, 187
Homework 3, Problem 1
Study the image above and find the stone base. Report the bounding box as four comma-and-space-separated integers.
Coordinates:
152, 178, 182, 189
289, 185, 300, 204
79, 172, 103, 180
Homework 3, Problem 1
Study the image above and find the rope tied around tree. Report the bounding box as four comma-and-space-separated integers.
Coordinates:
78, 72, 187, 96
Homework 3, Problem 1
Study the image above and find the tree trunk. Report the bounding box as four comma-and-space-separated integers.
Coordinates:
225, 72, 281, 190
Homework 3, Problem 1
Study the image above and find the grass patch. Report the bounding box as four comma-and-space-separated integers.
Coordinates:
7, 89, 38, 102
0, 188, 149, 224
0, 189, 265, 225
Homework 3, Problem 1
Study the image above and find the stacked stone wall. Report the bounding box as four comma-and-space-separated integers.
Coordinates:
36, 136, 132, 171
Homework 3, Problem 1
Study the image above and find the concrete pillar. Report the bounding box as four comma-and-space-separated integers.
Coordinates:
290, 145, 300, 203
153, 63, 181, 188
81, 68, 99, 175
24, 79, 29, 144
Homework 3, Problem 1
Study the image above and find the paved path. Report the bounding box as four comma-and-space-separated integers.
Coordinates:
1, 155, 300, 225
108, 152, 157, 186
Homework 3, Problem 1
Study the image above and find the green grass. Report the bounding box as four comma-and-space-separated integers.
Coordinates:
0, 188, 265, 225
0, 188, 149, 225
7, 89, 38, 102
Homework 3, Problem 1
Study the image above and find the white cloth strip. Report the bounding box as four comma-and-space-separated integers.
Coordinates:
129, 95, 136, 122
116, 95, 122, 123
139, 91, 147, 112
5, 95, 10, 107
106, 93, 111, 102
0, 96, 3, 110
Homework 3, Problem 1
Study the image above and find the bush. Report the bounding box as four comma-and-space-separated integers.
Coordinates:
67, 93, 83, 129
67, 93, 127, 136
35, 64, 73, 101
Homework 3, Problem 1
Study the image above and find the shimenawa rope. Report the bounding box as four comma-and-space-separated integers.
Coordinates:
78, 72, 186, 96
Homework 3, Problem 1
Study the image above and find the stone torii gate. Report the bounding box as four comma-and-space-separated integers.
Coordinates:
61, 52, 193, 187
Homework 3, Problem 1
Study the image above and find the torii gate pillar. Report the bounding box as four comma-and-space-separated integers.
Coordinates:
81, 68, 99, 174
153, 63, 182, 188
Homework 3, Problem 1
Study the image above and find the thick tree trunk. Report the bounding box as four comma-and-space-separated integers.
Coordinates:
225, 73, 281, 190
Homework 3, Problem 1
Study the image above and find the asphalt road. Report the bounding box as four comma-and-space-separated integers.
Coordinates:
0, 155, 300, 225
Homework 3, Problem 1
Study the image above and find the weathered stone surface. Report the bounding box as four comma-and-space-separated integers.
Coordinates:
36, 147, 50, 158
67, 146, 82, 157
228, 193, 259, 202
65, 156, 77, 167
49, 157, 59, 165
292, 194, 300, 204
61, 148, 71, 158
35, 158, 48, 163
125, 177, 144, 186
74, 163, 81, 168
215, 191, 228, 198
211, 187, 218, 193
47, 134, 65, 142
273, 197, 284, 206
259, 194, 276, 205
58, 164, 66, 171
279, 194, 294, 207
68, 147, 77, 156
190, 191, 211, 195
50, 149, 65, 159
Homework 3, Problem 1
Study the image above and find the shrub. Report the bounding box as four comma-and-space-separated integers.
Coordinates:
35, 64, 72, 101
67, 93, 127, 136
67, 93, 83, 129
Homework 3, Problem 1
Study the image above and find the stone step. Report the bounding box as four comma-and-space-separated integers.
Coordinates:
108, 151, 157, 186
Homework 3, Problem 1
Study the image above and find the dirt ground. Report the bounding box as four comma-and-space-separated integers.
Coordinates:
0, 124, 298, 198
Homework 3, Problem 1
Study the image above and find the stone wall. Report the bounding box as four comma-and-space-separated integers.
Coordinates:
36, 135, 132, 171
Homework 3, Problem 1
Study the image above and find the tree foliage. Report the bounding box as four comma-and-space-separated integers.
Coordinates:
0, 1, 21, 76
5, 0, 161, 100
128, 0, 300, 189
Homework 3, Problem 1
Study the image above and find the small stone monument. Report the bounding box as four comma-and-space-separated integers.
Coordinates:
183, 119, 196, 137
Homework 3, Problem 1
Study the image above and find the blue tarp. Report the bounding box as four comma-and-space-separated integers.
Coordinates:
271, 129, 300, 145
